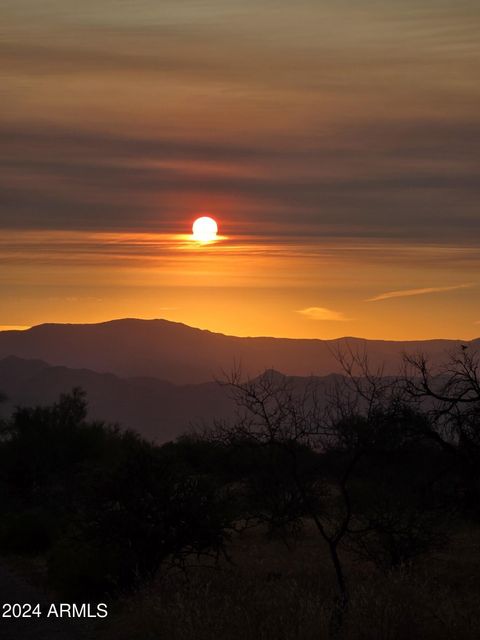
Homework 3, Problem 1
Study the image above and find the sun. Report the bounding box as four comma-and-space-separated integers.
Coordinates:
192, 216, 218, 243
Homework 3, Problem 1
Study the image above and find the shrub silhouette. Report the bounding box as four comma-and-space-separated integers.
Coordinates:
0, 389, 232, 596
0, 510, 53, 555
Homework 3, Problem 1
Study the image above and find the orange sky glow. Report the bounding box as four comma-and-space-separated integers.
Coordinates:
1, 1, 479, 340
1, 228, 479, 340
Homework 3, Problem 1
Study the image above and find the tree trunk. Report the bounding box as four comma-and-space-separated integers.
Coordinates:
328, 541, 348, 639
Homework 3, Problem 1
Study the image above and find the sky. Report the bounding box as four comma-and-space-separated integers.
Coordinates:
1, 0, 479, 339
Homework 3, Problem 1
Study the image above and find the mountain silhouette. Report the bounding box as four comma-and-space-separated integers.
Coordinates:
0, 319, 478, 384
0, 356, 235, 442
0, 356, 344, 442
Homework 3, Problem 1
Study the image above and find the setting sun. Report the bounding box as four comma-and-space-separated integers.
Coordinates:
192, 216, 218, 243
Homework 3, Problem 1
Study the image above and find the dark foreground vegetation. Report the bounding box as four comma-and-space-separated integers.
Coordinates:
0, 347, 479, 638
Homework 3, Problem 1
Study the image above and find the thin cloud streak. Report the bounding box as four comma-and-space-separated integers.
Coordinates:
367, 283, 474, 302
296, 307, 350, 322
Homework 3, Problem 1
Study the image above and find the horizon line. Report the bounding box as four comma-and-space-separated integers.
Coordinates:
0, 317, 477, 344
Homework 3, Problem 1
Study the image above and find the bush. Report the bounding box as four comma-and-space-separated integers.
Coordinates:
0, 511, 53, 555
0, 390, 233, 597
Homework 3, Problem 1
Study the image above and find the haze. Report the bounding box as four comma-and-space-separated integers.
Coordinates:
1, 1, 479, 339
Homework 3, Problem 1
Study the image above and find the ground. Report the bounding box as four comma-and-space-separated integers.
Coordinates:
1, 524, 479, 640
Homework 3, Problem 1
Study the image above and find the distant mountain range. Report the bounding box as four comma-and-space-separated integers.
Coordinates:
0, 320, 476, 441
0, 356, 340, 443
0, 356, 235, 442
0, 319, 476, 385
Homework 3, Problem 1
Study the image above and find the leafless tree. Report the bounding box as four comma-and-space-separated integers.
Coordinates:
403, 346, 480, 514
208, 367, 378, 635
206, 350, 461, 635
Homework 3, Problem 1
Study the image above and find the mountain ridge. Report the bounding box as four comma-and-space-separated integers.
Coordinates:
3, 317, 476, 344
0, 356, 343, 442
0, 355, 232, 442
0, 318, 477, 385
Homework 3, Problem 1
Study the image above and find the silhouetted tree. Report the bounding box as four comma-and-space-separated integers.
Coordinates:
330, 348, 456, 567
206, 370, 369, 636
0, 389, 234, 596
207, 362, 456, 637
404, 346, 480, 517
341, 407, 451, 570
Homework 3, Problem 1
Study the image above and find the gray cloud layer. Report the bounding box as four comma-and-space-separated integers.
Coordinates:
1, 1, 479, 243
1, 119, 479, 241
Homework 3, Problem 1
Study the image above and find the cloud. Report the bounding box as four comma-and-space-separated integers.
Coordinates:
367, 283, 474, 302
296, 307, 350, 321
2, 1, 480, 245
1, 120, 480, 242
